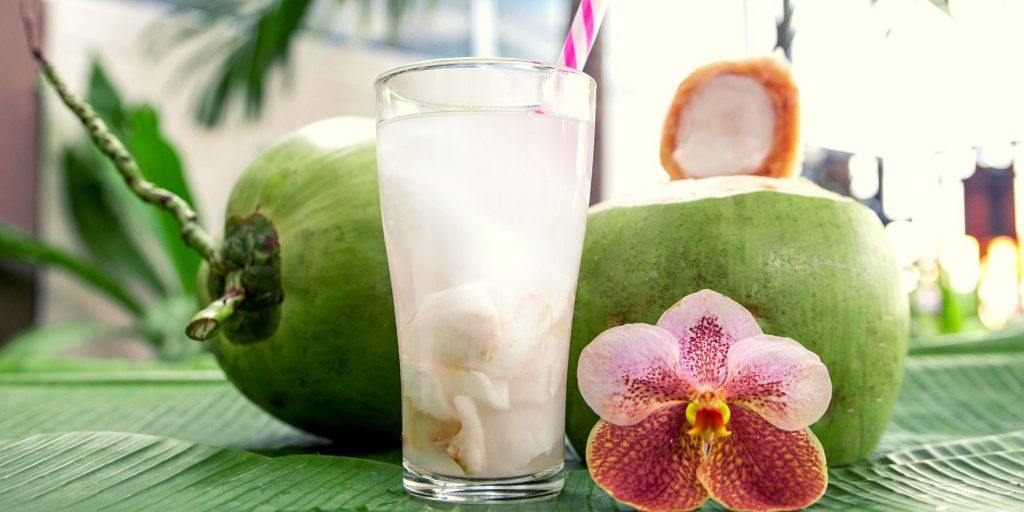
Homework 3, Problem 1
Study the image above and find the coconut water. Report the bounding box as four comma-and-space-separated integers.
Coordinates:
377, 110, 593, 477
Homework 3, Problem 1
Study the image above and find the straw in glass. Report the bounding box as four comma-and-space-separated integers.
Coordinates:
556, 0, 611, 71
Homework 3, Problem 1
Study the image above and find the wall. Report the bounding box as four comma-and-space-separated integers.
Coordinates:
0, 0, 43, 341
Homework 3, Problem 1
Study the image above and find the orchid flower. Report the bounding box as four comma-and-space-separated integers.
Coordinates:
578, 289, 832, 511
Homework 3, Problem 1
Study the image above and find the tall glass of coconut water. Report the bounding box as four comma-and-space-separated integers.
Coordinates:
375, 58, 595, 502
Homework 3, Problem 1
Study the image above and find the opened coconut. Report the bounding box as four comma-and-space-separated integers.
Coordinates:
567, 175, 908, 466
660, 55, 801, 180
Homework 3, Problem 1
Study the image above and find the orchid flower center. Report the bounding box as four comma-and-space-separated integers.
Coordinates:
685, 398, 731, 446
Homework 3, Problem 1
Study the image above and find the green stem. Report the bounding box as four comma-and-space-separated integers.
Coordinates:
186, 272, 245, 341
20, 8, 223, 272
0, 222, 144, 316
186, 292, 244, 341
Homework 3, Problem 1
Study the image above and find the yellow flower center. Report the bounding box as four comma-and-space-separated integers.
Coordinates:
685, 398, 731, 446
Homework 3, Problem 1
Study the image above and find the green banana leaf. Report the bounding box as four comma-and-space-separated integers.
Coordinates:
0, 370, 315, 450
0, 353, 218, 375
813, 431, 1024, 510
0, 222, 142, 315
1, 341, 1022, 509
0, 431, 1021, 510
3, 347, 1017, 454
0, 431, 627, 512
910, 327, 1024, 356
878, 352, 1024, 452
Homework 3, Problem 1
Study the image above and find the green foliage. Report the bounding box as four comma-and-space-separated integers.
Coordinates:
63, 59, 175, 295
127, 107, 201, 295
72, 58, 201, 297
163, 0, 316, 126
0, 223, 142, 315
84, 59, 126, 125
153, 0, 438, 126
138, 295, 208, 360
0, 57, 204, 360
0, 323, 112, 372
61, 142, 170, 296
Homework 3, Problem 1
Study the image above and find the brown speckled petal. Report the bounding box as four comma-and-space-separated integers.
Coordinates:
719, 335, 832, 432
656, 290, 763, 391
698, 406, 828, 511
578, 323, 694, 426
586, 403, 707, 512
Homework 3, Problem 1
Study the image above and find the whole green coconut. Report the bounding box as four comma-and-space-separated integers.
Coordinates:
566, 176, 909, 466
197, 119, 401, 448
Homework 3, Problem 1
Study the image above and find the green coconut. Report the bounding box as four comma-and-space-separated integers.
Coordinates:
566, 176, 909, 466
197, 120, 401, 448
27, 41, 402, 447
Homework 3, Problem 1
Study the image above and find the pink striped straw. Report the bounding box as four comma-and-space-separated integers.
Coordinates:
557, 0, 611, 71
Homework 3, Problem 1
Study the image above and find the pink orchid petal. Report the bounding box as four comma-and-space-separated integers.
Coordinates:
720, 335, 832, 431
578, 324, 694, 426
656, 290, 763, 390
698, 406, 828, 511
586, 403, 708, 512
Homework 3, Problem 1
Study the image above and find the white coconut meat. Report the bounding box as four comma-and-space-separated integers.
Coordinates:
447, 396, 487, 474
672, 74, 776, 178
403, 276, 570, 376
660, 56, 802, 180
400, 358, 456, 421
400, 355, 511, 422
447, 395, 565, 477
401, 282, 503, 367
399, 274, 573, 476
509, 335, 568, 406
401, 398, 464, 475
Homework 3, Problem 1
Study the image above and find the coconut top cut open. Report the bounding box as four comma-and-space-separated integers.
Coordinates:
590, 175, 848, 213
660, 56, 801, 180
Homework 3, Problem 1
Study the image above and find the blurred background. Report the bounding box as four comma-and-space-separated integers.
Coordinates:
2, 0, 1022, 364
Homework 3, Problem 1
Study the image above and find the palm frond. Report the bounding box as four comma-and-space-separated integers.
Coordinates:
151, 0, 443, 127
180, 0, 316, 127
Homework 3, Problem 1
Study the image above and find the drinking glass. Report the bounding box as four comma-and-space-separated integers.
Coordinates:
375, 58, 595, 503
